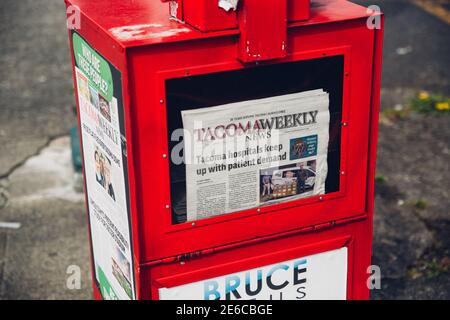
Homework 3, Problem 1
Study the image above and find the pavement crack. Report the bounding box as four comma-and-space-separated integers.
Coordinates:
0, 189, 8, 209
0, 133, 68, 181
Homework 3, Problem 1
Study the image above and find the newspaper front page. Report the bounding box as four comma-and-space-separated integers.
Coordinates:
182, 90, 330, 222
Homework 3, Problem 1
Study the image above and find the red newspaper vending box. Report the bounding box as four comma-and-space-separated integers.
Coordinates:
65, 0, 383, 300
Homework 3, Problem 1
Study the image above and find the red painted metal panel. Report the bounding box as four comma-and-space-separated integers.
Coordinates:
238, 0, 287, 62
365, 15, 385, 284
288, 0, 310, 22
143, 219, 371, 299
183, 0, 237, 32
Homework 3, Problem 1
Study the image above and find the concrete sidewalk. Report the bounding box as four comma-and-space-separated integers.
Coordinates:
1, 0, 449, 299
0, 0, 92, 299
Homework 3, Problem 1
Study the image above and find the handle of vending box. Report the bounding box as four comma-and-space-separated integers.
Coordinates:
160, 0, 288, 63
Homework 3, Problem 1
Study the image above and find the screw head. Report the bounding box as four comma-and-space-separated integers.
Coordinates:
180, 261, 185, 265
162, 154, 167, 159
341, 171, 345, 175
257, 208, 261, 213
165, 204, 170, 209
319, 196, 324, 200
342, 122, 347, 126
159, 99, 164, 104
191, 222, 196, 227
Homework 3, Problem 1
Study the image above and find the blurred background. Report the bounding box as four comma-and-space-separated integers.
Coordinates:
0, 0, 449, 299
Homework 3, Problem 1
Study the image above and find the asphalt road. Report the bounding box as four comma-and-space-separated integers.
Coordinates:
0, 0, 449, 299
0, 0, 76, 178
0, 0, 91, 300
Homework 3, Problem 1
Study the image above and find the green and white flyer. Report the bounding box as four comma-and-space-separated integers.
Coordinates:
73, 31, 135, 300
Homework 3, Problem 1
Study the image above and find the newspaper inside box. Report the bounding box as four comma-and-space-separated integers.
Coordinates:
167, 56, 344, 224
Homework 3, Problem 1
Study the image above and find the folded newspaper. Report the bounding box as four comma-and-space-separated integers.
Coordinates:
181, 89, 330, 222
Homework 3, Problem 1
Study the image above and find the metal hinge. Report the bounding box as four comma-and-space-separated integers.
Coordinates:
175, 250, 203, 262
141, 214, 367, 267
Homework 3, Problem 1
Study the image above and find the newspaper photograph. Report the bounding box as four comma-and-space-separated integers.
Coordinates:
182, 89, 330, 222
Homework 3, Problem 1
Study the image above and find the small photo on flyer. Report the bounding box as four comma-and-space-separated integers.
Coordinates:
99, 94, 112, 122
89, 85, 100, 110
111, 246, 132, 299
77, 71, 90, 101
259, 160, 317, 204
94, 146, 116, 201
